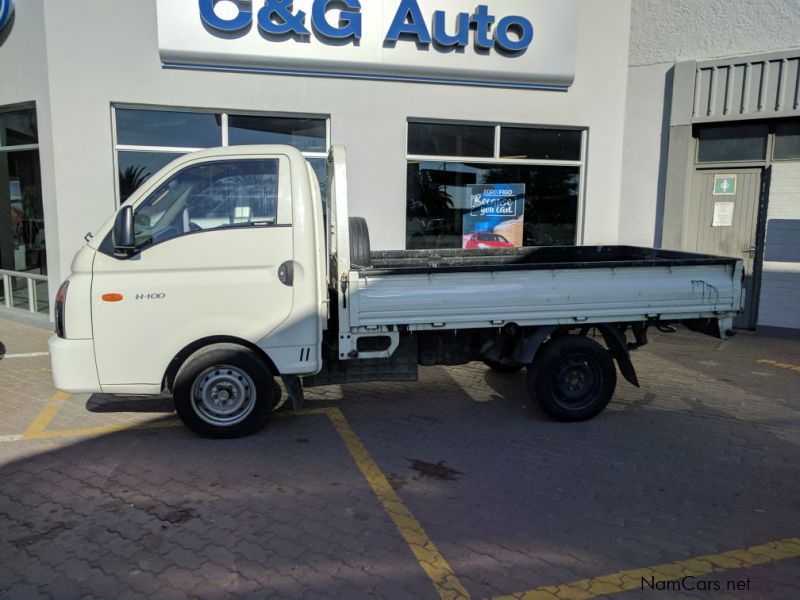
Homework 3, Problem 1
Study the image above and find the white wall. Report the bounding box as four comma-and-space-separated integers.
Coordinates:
0, 0, 61, 293
620, 0, 800, 248
758, 163, 800, 330
28, 0, 631, 304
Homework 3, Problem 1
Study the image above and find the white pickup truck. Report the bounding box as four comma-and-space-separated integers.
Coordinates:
50, 145, 744, 437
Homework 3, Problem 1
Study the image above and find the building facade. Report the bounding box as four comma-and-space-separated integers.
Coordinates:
622, 0, 800, 330
1, 0, 798, 331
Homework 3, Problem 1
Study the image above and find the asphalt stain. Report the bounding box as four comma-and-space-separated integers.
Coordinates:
11, 521, 75, 548
407, 459, 464, 481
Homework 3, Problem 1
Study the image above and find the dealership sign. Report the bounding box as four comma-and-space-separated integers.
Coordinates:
157, 0, 577, 89
0, 0, 14, 34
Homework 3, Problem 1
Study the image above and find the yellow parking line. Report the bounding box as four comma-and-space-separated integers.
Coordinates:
494, 537, 800, 600
326, 407, 471, 600
756, 359, 800, 374
26, 419, 184, 440
22, 391, 70, 439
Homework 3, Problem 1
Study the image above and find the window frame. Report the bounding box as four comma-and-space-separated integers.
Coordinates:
0, 103, 39, 153
693, 119, 800, 167
111, 104, 330, 206
130, 157, 285, 252
772, 120, 800, 162
405, 119, 588, 247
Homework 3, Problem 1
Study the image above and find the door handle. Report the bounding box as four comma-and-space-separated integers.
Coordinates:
278, 261, 294, 287
742, 246, 757, 258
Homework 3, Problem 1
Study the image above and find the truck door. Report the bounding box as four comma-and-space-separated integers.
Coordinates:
92, 156, 294, 388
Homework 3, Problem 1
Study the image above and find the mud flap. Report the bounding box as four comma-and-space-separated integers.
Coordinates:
596, 325, 640, 388
281, 375, 305, 411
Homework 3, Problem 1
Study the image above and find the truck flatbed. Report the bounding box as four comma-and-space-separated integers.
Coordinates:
361, 246, 738, 275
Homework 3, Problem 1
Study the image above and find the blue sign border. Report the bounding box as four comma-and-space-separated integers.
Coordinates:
162, 61, 570, 92
0, 0, 13, 33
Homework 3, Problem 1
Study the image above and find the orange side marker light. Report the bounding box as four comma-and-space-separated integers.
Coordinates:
102, 293, 124, 303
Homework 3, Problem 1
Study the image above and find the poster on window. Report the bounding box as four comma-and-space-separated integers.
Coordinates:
463, 184, 526, 249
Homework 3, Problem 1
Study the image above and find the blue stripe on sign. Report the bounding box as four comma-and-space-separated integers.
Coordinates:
0, 0, 11, 31
161, 61, 571, 92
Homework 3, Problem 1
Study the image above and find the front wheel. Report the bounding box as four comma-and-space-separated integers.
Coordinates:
174, 345, 275, 438
527, 336, 617, 421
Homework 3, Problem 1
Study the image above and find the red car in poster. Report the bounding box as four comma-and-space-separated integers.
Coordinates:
464, 232, 516, 249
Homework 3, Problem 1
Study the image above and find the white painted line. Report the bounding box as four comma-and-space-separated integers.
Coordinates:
0, 434, 23, 443
0, 352, 50, 359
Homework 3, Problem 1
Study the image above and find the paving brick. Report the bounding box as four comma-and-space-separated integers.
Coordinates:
1, 319, 800, 598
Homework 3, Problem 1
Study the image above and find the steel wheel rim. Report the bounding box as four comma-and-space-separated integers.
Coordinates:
191, 365, 256, 427
549, 354, 602, 411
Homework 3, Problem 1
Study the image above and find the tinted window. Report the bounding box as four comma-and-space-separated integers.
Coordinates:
406, 162, 579, 249
133, 160, 279, 249
500, 127, 582, 161
229, 115, 326, 152
0, 109, 38, 147
116, 109, 222, 148
118, 151, 185, 203
774, 121, 800, 160
408, 122, 495, 157
697, 124, 768, 162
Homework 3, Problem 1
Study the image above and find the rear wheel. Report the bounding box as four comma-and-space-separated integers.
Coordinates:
174, 345, 275, 438
526, 336, 617, 421
483, 359, 524, 374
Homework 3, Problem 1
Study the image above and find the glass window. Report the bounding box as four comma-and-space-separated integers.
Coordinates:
133, 160, 279, 249
774, 121, 800, 160
0, 110, 38, 147
406, 162, 579, 249
500, 127, 582, 161
118, 151, 185, 204
408, 122, 495, 158
697, 124, 768, 163
116, 109, 222, 148
307, 157, 328, 207
228, 115, 326, 152
0, 150, 45, 275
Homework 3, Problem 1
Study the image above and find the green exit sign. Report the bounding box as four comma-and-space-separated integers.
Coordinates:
713, 175, 737, 196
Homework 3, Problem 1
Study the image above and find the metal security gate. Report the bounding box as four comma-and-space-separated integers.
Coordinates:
688, 168, 766, 329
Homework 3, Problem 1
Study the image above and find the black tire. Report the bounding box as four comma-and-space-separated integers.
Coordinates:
526, 336, 617, 421
173, 345, 275, 438
483, 359, 524, 374
349, 216, 371, 268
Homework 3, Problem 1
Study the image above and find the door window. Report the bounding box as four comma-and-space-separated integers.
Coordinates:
133, 159, 279, 249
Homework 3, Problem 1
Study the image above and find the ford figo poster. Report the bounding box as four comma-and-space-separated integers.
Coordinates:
463, 184, 525, 249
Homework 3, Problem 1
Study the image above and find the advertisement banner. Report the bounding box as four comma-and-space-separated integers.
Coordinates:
463, 184, 526, 249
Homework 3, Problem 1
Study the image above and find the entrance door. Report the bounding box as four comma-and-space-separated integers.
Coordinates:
688, 168, 765, 329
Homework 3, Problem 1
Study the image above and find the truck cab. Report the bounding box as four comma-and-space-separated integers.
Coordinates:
50, 146, 328, 436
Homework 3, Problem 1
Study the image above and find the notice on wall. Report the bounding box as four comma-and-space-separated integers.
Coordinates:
712, 201, 735, 227
463, 184, 526, 249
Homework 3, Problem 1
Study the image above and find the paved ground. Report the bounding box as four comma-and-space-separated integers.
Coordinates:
0, 317, 799, 599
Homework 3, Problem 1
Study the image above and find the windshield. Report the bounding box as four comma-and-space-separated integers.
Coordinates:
477, 233, 509, 242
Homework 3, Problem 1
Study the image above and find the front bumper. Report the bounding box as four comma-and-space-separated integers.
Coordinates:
48, 335, 101, 393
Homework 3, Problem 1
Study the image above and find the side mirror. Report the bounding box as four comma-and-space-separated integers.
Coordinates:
112, 205, 135, 255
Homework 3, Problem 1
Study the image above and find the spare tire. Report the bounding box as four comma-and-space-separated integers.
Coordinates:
349, 216, 371, 268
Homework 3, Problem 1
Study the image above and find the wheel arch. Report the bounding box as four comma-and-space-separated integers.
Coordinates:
163, 336, 279, 393
513, 324, 640, 388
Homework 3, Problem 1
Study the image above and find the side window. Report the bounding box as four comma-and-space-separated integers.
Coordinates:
133, 159, 279, 249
